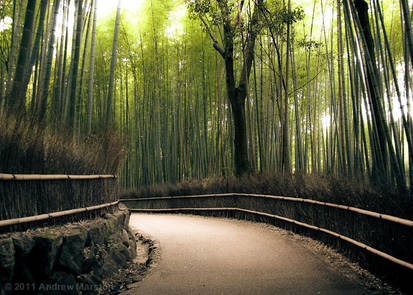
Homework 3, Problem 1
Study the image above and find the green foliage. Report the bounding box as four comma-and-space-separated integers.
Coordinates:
279, 6, 305, 25
186, 0, 212, 16
297, 38, 322, 50
263, 0, 305, 34
0, 0, 410, 192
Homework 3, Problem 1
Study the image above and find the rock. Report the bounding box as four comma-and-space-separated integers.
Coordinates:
0, 238, 15, 282
103, 213, 116, 223
124, 211, 131, 227
82, 246, 103, 274
104, 213, 124, 232
87, 223, 105, 246
12, 233, 35, 257
77, 274, 98, 292
125, 229, 137, 259
77, 274, 96, 286
29, 231, 63, 280
102, 219, 115, 240
121, 229, 130, 247
12, 232, 36, 282
116, 213, 126, 228
127, 244, 137, 260
98, 251, 118, 278
107, 233, 121, 245
1, 211, 137, 292
87, 270, 105, 284
47, 270, 78, 295
126, 228, 136, 246
58, 230, 87, 275
109, 243, 130, 267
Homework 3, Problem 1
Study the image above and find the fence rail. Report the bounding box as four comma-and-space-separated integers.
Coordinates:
123, 193, 413, 227
0, 173, 118, 232
121, 193, 413, 265
0, 201, 119, 227
0, 173, 117, 181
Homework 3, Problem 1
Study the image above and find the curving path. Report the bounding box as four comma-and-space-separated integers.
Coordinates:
124, 213, 373, 295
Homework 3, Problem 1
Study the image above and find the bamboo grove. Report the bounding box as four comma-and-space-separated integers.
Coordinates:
0, 0, 411, 191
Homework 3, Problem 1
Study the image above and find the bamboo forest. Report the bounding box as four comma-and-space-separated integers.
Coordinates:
0, 0, 412, 192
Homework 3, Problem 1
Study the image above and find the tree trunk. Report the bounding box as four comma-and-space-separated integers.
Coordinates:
21, 0, 48, 115
229, 89, 250, 176
106, 0, 122, 127
7, 0, 37, 113
5, 0, 23, 107
39, 0, 61, 121
352, 0, 405, 189
87, 0, 97, 134
67, 0, 83, 130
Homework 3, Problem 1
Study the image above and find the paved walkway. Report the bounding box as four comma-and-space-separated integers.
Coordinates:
124, 213, 371, 295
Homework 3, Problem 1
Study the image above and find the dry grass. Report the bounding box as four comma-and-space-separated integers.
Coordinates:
0, 114, 125, 223
0, 114, 125, 175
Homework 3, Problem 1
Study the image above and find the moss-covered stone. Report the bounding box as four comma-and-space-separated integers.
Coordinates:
29, 231, 63, 280
0, 211, 137, 292
12, 233, 35, 257
121, 229, 130, 247
87, 222, 105, 246
124, 210, 131, 227
12, 233, 36, 282
108, 242, 130, 267
0, 237, 15, 282
47, 270, 78, 295
58, 230, 87, 275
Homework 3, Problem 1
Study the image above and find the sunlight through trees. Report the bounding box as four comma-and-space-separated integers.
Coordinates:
0, 0, 411, 191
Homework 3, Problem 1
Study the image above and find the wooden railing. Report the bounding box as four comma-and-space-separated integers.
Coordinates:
121, 193, 413, 290
0, 174, 116, 180
0, 173, 118, 232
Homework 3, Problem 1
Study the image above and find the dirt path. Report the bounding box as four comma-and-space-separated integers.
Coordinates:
123, 213, 385, 295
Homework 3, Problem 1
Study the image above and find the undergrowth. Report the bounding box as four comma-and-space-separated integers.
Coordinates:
122, 173, 412, 219
0, 114, 125, 174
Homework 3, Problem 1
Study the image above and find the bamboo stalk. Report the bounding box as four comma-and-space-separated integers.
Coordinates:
121, 193, 413, 227
0, 201, 119, 227
129, 206, 413, 271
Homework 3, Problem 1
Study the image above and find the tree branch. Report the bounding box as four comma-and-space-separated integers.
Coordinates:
238, 0, 264, 95
234, 0, 246, 28
199, 14, 225, 57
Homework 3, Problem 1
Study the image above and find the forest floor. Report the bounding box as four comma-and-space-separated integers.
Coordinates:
121, 213, 401, 295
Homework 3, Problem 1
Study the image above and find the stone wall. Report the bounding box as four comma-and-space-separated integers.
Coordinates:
0, 210, 136, 294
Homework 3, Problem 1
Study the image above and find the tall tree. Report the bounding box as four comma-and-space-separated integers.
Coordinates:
87, 0, 97, 135
106, 0, 122, 127
39, 0, 62, 120
350, 0, 405, 189
20, 0, 48, 114
7, 0, 37, 113
67, 0, 84, 129
188, 0, 264, 176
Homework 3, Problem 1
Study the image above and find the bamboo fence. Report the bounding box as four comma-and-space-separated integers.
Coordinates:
0, 173, 118, 232
121, 193, 413, 278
